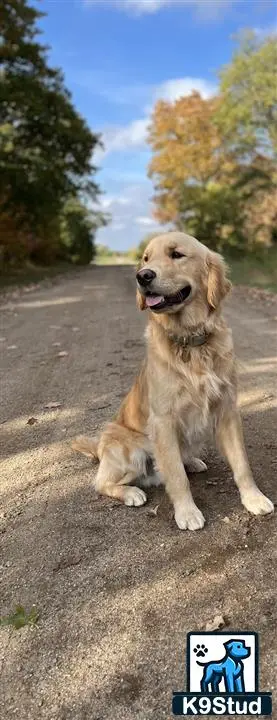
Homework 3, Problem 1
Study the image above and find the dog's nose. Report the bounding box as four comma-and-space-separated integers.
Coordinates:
136, 268, 156, 286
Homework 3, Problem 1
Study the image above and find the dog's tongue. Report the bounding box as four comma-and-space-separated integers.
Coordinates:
146, 294, 164, 307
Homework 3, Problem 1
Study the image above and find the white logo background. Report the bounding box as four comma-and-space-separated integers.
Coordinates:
188, 633, 256, 692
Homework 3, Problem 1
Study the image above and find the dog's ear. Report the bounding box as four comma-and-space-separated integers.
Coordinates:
224, 640, 232, 650
136, 288, 146, 311
206, 251, 231, 310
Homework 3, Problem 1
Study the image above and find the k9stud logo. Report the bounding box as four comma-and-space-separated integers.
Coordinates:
172, 632, 272, 716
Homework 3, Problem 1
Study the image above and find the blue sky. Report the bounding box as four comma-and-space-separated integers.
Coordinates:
40, 0, 276, 250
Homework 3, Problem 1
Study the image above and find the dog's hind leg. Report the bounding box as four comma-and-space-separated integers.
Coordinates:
211, 678, 221, 693
181, 442, 207, 474
185, 458, 208, 473
95, 457, 147, 507
200, 666, 216, 693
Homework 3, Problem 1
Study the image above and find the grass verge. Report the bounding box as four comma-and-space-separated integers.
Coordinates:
93, 255, 135, 266
227, 247, 277, 293
0, 262, 84, 292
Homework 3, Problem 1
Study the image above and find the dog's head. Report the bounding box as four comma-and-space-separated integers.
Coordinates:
136, 232, 231, 327
224, 639, 250, 660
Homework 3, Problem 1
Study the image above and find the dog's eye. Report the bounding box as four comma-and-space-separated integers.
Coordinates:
171, 250, 185, 259
143, 255, 148, 262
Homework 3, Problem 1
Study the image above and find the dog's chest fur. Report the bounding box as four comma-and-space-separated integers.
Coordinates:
156, 352, 230, 449
178, 365, 223, 444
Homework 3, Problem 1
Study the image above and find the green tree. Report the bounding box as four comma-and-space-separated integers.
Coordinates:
177, 183, 243, 251
59, 199, 96, 265
180, 154, 277, 251
216, 32, 277, 159
0, 0, 106, 264
216, 33, 277, 247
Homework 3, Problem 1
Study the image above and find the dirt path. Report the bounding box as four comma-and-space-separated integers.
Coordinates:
1, 266, 276, 720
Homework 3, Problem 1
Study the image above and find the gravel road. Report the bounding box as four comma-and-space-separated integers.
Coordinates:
1, 265, 276, 719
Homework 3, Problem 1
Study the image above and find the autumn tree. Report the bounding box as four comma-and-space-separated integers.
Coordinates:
147, 92, 238, 247
148, 33, 277, 251
148, 93, 220, 224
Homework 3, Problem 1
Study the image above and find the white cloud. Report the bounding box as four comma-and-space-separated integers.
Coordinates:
103, 118, 149, 153
253, 24, 277, 38
135, 216, 159, 227
119, 0, 171, 12
97, 181, 167, 250
122, 0, 234, 15
101, 76, 216, 155
156, 77, 216, 103
101, 194, 132, 209
84, 0, 234, 17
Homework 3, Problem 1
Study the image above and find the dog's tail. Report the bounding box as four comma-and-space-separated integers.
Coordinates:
71, 435, 99, 460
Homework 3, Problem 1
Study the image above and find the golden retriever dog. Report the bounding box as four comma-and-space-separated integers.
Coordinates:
72, 232, 274, 530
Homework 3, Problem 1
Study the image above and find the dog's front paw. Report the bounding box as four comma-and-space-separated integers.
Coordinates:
124, 487, 147, 507
175, 503, 205, 531
241, 489, 274, 516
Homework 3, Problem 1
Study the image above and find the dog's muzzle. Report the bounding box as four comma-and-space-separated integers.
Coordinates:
142, 284, 192, 311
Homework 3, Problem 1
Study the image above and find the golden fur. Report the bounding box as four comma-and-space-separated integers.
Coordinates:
72, 232, 273, 529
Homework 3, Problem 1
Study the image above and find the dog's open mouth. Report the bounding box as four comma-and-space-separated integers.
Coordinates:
145, 285, 191, 311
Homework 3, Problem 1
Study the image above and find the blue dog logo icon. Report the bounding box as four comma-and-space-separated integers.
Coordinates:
197, 638, 250, 693
172, 631, 273, 716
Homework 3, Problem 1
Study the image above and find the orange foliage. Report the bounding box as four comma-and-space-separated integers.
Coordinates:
148, 92, 233, 224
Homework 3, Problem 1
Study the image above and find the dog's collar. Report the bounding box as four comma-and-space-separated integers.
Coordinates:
166, 329, 210, 349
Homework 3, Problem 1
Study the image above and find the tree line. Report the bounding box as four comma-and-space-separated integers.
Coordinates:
144, 31, 277, 258
1, 5, 276, 270
0, 0, 107, 269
